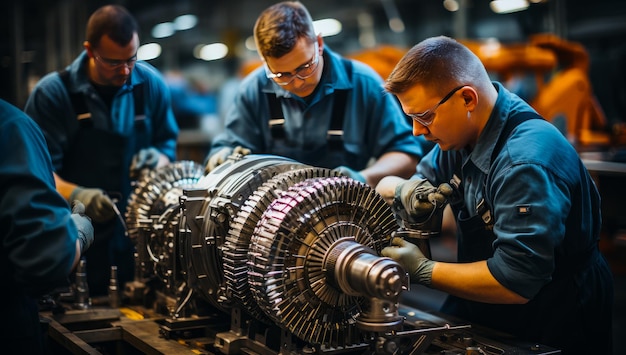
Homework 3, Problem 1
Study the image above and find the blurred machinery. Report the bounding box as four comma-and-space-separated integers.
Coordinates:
462, 33, 615, 149
349, 35, 622, 151
348, 45, 408, 80
40, 155, 560, 354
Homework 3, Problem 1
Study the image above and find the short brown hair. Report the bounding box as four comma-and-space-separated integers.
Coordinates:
385, 36, 489, 95
253, 1, 317, 59
86, 5, 139, 48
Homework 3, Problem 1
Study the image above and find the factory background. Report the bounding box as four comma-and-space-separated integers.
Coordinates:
1, 0, 625, 353
3, 0, 626, 122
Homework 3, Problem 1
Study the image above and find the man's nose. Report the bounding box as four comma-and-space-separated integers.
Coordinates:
413, 122, 429, 136
117, 63, 132, 73
119, 68, 131, 77
291, 76, 306, 89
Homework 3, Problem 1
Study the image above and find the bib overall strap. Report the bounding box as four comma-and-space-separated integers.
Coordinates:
58, 69, 145, 121
266, 58, 352, 149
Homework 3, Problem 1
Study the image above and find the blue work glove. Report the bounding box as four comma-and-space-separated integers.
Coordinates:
205, 145, 251, 174
70, 187, 115, 223
393, 178, 452, 223
70, 202, 94, 254
130, 147, 161, 179
332, 165, 366, 183
381, 237, 435, 286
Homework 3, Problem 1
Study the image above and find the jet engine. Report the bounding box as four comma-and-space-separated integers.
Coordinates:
122, 154, 556, 355
126, 154, 412, 354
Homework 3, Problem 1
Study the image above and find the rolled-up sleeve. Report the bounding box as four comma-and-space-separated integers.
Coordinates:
487, 163, 570, 299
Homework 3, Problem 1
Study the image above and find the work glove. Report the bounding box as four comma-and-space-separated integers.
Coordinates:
70, 201, 94, 254
381, 237, 435, 286
130, 147, 161, 179
332, 165, 366, 183
205, 145, 251, 174
69, 187, 115, 223
392, 178, 453, 223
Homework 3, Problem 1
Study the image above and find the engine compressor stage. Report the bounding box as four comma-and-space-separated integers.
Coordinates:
43, 154, 560, 355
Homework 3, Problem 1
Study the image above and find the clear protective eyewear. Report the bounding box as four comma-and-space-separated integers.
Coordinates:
265, 42, 319, 86
407, 85, 465, 126
93, 50, 138, 70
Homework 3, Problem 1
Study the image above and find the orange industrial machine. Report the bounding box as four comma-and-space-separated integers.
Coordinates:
348, 45, 408, 81
462, 33, 611, 150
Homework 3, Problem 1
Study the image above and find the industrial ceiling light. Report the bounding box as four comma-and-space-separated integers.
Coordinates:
313, 18, 343, 37
381, 0, 405, 33
137, 43, 162, 61
443, 0, 460, 12
173, 14, 197, 31
151, 22, 175, 38
490, 0, 529, 14
196, 43, 229, 61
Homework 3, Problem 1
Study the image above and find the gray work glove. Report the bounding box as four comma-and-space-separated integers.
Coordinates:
205, 145, 251, 174
130, 147, 161, 179
332, 165, 366, 183
393, 178, 453, 223
381, 237, 435, 286
71, 202, 94, 254
69, 187, 115, 223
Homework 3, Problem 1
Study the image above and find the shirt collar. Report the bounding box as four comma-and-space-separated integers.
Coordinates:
468, 82, 509, 174
260, 46, 352, 100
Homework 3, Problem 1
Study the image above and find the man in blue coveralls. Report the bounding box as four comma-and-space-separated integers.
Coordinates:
204, 1, 432, 187
25, 5, 178, 296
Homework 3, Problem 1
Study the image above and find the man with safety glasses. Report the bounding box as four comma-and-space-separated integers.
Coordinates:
204, 1, 431, 187
25, 5, 178, 297
377, 36, 613, 354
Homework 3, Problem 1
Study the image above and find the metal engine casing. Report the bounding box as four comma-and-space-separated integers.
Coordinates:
126, 155, 408, 353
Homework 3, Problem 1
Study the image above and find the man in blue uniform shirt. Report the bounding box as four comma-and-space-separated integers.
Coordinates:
0, 99, 94, 354
205, 1, 431, 187
25, 5, 178, 296
378, 36, 613, 354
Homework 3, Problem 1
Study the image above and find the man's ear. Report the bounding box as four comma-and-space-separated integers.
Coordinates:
462, 86, 478, 110
84, 41, 93, 57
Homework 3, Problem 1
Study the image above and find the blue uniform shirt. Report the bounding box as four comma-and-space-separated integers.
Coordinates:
1, 99, 79, 352
1, 99, 77, 295
417, 82, 604, 299
24, 51, 179, 297
210, 46, 429, 169
24, 51, 178, 172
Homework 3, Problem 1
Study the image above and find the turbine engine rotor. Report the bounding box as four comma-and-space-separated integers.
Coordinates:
125, 154, 408, 351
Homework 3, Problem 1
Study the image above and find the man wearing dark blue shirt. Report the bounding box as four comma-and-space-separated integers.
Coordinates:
0, 99, 94, 354
25, 5, 178, 296
205, 1, 431, 187
379, 36, 613, 354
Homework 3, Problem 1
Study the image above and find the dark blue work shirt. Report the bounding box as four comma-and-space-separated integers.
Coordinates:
210, 47, 429, 169
0, 99, 79, 353
416, 82, 613, 353
24, 51, 178, 172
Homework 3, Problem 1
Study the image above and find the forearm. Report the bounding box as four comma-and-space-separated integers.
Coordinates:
54, 172, 78, 201
362, 152, 417, 187
431, 260, 528, 304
